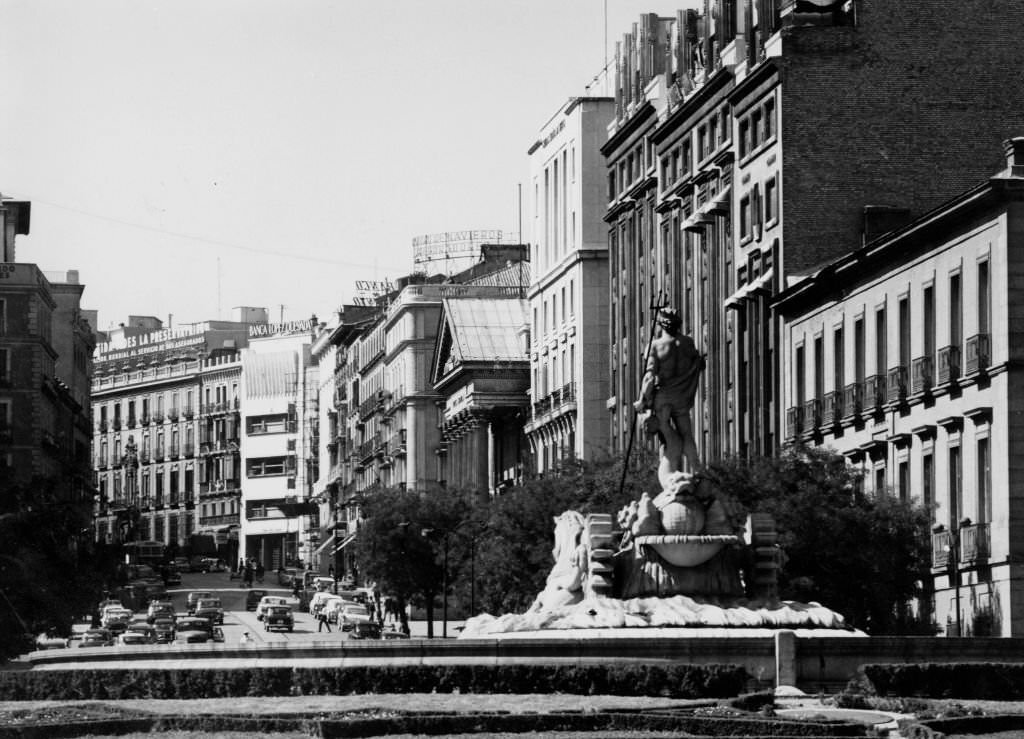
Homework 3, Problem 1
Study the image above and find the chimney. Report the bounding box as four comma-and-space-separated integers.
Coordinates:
1003, 137, 1024, 177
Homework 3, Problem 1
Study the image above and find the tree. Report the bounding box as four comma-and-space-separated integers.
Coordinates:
472, 452, 659, 616
0, 471, 121, 661
706, 445, 933, 635
352, 485, 473, 637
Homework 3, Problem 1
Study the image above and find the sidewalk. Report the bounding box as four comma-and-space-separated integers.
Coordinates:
406, 619, 466, 638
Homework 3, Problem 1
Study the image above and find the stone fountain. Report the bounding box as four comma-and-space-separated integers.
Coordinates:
461, 307, 859, 639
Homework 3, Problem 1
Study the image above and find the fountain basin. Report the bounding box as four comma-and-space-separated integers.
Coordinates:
634, 534, 743, 567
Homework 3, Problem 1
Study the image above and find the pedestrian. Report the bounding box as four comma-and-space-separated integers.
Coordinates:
317, 610, 331, 633
243, 563, 253, 588
239, 631, 253, 645
255, 561, 264, 584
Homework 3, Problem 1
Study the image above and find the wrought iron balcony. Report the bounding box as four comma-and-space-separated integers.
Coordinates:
842, 383, 861, 419
152, 411, 164, 424
801, 398, 820, 433
911, 356, 933, 395
937, 345, 961, 385
112, 419, 122, 431
167, 407, 179, 422
960, 522, 990, 564
141, 412, 150, 425
99, 420, 109, 432
821, 391, 841, 426
862, 374, 885, 412
785, 406, 803, 440
126, 415, 137, 429
183, 406, 195, 419
931, 529, 953, 570
965, 333, 990, 375
886, 366, 907, 403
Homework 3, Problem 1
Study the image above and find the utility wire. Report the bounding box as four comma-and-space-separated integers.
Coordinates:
28, 197, 408, 271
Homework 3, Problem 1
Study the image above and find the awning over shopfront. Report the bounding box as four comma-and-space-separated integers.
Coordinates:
313, 533, 336, 556
333, 533, 357, 554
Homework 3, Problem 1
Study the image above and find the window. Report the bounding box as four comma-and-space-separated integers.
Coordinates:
795, 344, 806, 405
978, 437, 991, 523
950, 272, 962, 350
248, 456, 287, 477
898, 459, 910, 501
948, 444, 962, 530
854, 317, 865, 383
833, 325, 845, 393
0, 348, 8, 385
813, 335, 824, 400
738, 119, 750, 158
923, 285, 935, 360
569, 280, 575, 316
978, 259, 990, 335
740, 195, 751, 240
561, 286, 566, 323
763, 97, 776, 141
875, 306, 887, 376
874, 464, 886, 495
922, 452, 934, 511
0, 298, 6, 334
898, 295, 910, 370
764, 176, 778, 224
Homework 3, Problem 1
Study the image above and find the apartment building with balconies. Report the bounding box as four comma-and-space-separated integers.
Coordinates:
776, 139, 1024, 636
526, 94, 614, 474
91, 316, 250, 558
605, 1, 1024, 464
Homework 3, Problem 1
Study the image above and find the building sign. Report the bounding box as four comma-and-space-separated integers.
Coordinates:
412, 230, 505, 264
248, 319, 315, 338
351, 279, 394, 307
95, 327, 206, 362
541, 119, 565, 148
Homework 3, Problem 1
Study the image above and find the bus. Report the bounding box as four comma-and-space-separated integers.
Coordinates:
123, 540, 166, 567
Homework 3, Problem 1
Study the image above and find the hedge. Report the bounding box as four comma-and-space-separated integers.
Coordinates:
0, 663, 748, 700
860, 663, 1024, 699
0, 711, 873, 739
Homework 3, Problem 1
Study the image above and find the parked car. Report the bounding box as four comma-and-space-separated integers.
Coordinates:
193, 597, 224, 625
312, 576, 335, 593
308, 591, 339, 616
102, 608, 133, 634
162, 566, 182, 586
120, 624, 156, 645
245, 589, 268, 611
176, 616, 215, 643
264, 605, 294, 632
277, 567, 299, 586
79, 629, 115, 647
348, 621, 381, 640
256, 595, 290, 621
153, 617, 175, 644
203, 557, 227, 572
172, 556, 190, 571
339, 603, 372, 631
186, 591, 213, 614
381, 628, 410, 640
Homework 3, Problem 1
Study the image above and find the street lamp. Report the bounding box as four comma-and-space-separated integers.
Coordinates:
421, 527, 450, 638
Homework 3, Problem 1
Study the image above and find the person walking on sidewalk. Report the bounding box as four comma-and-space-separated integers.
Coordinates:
317, 610, 331, 633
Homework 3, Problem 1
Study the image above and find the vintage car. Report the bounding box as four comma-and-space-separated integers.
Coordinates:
186, 591, 213, 614
348, 621, 381, 640
193, 597, 224, 625
380, 628, 410, 640
175, 616, 221, 643
79, 629, 115, 647
120, 624, 157, 645
256, 595, 290, 621
34, 633, 69, 650
152, 617, 176, 644
308, 591, 340, 616
245, 589, 268, 611
101, 607, 133, 634
338, 603, 372, 631
264, 605, 294, 632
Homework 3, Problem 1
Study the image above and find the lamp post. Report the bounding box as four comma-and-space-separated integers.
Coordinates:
421, 527, 450, 638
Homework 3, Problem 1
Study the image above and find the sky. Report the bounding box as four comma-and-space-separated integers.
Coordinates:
0, 0, 690, 332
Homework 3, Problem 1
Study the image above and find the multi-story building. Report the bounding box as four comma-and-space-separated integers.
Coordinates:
526, 95, 615, 473
1, 196, 95, 506
604, 1, 1024, 463
776, 139, 1024, 636
238, 316, 318, 570
91, 315, 251, 558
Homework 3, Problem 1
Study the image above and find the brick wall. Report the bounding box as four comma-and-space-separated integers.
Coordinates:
781, 0, 1024, 274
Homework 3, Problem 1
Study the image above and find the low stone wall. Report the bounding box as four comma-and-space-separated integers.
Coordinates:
794, 636, 1024, 692
35, 631, 1024, 693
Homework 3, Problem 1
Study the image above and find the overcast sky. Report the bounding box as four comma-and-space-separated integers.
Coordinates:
0, 0, 688, 331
